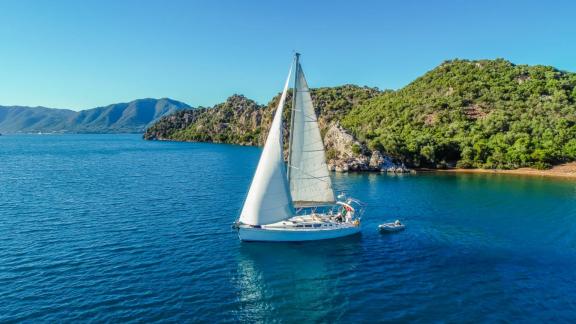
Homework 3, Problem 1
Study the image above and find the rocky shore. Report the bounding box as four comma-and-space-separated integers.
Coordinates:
323, 123, 411, 173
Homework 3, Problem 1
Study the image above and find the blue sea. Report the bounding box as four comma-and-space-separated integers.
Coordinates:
1, 134, 576, 322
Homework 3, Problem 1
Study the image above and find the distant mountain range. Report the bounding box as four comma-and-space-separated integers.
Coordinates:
0, 98, 191, 133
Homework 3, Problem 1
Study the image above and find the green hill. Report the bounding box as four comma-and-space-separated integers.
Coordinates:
343, 59, 576, 169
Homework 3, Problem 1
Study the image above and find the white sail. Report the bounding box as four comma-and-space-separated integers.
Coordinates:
238, 64, 294, 226
288, 63, 335, 206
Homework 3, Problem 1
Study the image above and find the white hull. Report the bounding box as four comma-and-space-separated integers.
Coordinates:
238, 224, 361, 242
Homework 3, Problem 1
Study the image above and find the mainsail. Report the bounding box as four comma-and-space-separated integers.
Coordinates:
288, 58, 335, 206
238, 64, 294, 226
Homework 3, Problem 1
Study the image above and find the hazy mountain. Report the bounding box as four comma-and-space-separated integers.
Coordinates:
0, 106, 76, 133
0, 98, 191, 133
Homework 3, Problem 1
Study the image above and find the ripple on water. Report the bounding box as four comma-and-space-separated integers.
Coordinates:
1, 135, 576, 322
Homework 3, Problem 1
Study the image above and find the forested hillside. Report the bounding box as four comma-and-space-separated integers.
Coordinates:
343, 59, 576, 169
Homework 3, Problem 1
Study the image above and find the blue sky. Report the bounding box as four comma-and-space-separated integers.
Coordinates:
0, 0, 575, 110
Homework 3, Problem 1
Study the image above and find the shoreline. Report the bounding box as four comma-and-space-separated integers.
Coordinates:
416, 162, 576, 180
150, 137, 576, 180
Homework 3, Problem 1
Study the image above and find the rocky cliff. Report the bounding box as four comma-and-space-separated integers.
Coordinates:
323, 123, 408, 172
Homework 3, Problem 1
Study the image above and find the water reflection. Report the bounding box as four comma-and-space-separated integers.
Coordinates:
233, 237, 362, 322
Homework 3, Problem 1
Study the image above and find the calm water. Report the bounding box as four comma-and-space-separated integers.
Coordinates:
1, 134, 576, 322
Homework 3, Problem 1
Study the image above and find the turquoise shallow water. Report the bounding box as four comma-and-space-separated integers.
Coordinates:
1, 134, 576, 322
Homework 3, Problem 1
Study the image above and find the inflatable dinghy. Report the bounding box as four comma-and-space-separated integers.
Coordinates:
379, 220, 405, 233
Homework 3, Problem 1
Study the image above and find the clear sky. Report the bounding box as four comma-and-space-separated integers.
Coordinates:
1, 0, 575, 110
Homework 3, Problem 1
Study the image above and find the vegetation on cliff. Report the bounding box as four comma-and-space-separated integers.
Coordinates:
144, 85, 381, 146
343, 59, 576, 169
147, 95, 265, 145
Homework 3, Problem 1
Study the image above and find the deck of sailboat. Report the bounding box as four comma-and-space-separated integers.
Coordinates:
256, 214, 359, 231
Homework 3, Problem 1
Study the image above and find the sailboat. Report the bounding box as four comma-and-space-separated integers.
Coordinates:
235, 53, 364, 242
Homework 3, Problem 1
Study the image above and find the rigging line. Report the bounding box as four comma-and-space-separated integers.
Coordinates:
303, 137, 324, 142
291, 109, 317, 122
296, 175, 330, 181
288, 164, 331, 184
297, 170, 330, 177
301, 113, 318, 122
293, 162, 327, 168
293, 172, 331, 177
300, 152, 324, 157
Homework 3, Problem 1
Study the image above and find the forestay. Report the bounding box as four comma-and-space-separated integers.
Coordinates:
288, 63, 335, 206
238, 64, 294, 226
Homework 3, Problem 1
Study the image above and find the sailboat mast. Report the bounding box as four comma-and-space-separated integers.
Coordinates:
287, 53, 300, 181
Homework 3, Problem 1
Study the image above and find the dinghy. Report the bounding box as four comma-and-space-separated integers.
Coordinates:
379, 220, 405, 233
235, 53, 364, 242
